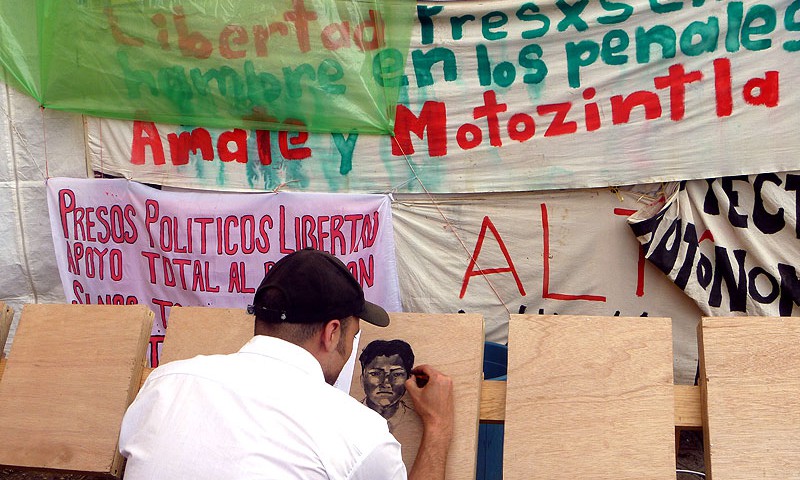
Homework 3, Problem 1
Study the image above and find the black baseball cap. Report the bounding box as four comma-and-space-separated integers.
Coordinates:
248, 248, 390, 327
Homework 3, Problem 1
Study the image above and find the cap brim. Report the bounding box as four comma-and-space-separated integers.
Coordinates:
358, 301, 390, 327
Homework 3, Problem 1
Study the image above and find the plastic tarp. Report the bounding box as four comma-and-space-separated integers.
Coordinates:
0, 0, 413, 134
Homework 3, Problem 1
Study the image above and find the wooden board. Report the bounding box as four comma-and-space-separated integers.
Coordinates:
350, 312, 484, 480
699, 316, 800, 480
503, 315, 675, 480
0, 304, 153, 478
0, 301, 12, 359
159, 307, 253, 364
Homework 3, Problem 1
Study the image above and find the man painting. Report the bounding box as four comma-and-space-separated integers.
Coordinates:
119, 248, 454, 480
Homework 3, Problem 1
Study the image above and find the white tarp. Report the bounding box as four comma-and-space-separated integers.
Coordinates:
393, 188, 703, 383
88, 0, 800, 193
0, 84, 87, 351
629, 173, 800, 317
45, 178, 400, 367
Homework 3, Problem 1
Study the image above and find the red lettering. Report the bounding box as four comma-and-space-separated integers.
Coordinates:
58, 189, 76, 238
611, 91, 662, 124
279, 130, 312, 160
105, 8, 144, 47
541, 203, 606, 302
225, 216, 239, 255
714, 58, 733, 117
614, 208, 646, 297
743, 71, 779, 107
460, 216, 525, 299
253, 23, 289, 57
330, 215, 346, 255
508, 113, 535, 142
456, 123, 482, 150
149, 335, 165, 368
582, 88, 601, 131
131, 121, 166, 165
353, 10, 385, 51
167, 128, 214, 165
256, 130, 273, 165
219, 25, 248, 59
392, 101, 448, 157
322, 22, 351, 50
473, 90, 508, 147
284, 0, 318, 53
174, 6, 212, 59
537, 102, 577, 136
653, 63, 703, 121
218, 129, 248, 163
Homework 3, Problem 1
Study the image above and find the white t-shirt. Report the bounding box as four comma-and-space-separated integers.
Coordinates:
119, 335, 407, 480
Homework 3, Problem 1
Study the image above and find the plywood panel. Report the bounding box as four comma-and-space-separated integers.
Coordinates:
0, 304, 152, 478
0, 301, 12, 359
159, 307, 252, 364
350, 312, 484, 480
504, 315, 675, 480
699, 317, 800, 480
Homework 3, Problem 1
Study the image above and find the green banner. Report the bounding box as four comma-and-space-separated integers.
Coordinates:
0, 0, 413, 133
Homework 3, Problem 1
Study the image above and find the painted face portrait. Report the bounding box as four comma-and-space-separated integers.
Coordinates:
358, 339, 415, 418
363, 354, 408, 408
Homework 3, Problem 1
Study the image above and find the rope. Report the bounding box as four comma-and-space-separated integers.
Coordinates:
390, 136, 511, 316
40, 106, 49, 179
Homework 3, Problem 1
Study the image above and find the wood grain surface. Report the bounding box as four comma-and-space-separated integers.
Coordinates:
351, 312, 484, 480
158, 306, 252, 364
0, 304, 152, 478
699, 316, 800, 480
504, 315, 676, 479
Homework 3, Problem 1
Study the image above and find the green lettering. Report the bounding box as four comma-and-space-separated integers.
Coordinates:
483, 11, 509, 40
784, 0, 800, 52
117, 50, 157, 99
742, 5, 776, 50
416, 5, 444, 45
158, 66, 194, 112
372, 48, 408, 88
411, 47, 458, 88
244, 61, 282, 103
282, 64, 316, 99
679, 17, 719, 56
519, 43, 547, 84
635, 25, 677, 63
726, 2, 744, 52
450, 14, 477, 41
602, 30, 630, 65
565, 40, 599, 87
517, 3, 550, 39
318, 59, 345, 94
332, 132, 358, 175
598, 0, 634, 24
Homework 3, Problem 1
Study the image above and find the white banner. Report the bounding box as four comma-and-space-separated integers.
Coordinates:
89, 0, 800, 193
45, 178, 400, 366
629, 173, 800, 317
392, 188, 704, 383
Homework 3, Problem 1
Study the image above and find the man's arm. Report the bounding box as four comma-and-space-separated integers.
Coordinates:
405, 364, 454, 480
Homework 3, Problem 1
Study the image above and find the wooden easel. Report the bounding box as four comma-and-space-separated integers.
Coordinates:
0, 304, 153, 479
1, 306, 798, 479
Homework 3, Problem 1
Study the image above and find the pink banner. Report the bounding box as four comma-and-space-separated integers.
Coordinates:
46, 178, 400, 366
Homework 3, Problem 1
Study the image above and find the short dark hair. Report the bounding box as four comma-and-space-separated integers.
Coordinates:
359, 339, 414, 372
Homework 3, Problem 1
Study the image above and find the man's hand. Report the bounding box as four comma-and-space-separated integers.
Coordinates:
405, 365, 454, 480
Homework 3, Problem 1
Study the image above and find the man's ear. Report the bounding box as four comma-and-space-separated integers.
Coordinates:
319, 319, 342, 353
